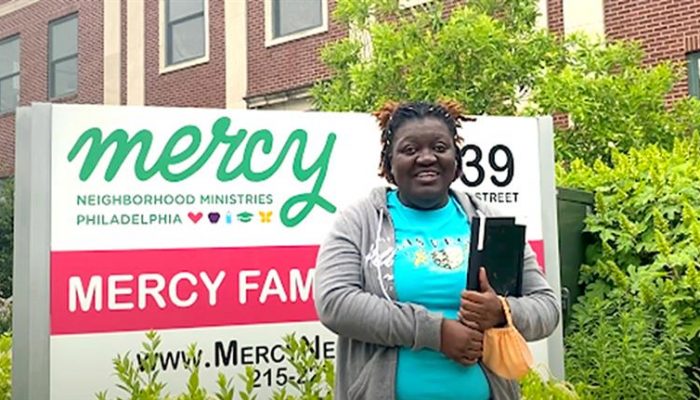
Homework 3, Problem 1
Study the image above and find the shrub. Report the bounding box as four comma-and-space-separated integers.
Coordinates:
558, 135, 700, 397
96, 331, 334, 400
520, 369, 589, 400
0, 299, 11, 335
565, 288, 695, 399
0, 178, 12, 299
0, 332, 11, 400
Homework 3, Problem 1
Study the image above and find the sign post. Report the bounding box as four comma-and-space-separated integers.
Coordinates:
14, 104, 563, 399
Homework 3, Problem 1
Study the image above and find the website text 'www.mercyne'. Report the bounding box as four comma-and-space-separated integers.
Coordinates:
135, 335, 336, 388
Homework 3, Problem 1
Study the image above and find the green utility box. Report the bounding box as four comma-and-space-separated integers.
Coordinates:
556, 187, 594, 331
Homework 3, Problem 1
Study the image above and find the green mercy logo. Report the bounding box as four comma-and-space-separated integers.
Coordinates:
67, 116, 336, 227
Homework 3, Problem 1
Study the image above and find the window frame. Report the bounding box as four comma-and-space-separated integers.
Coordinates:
160, 0, 209, 73
0, 34, 20, 115
265, 0, 328, 48
48, 13, 79, 100
688, 52, 700, 99
399, 0, 432, 8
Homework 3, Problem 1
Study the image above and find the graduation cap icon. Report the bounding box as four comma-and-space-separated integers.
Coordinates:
237, 212, 253, 223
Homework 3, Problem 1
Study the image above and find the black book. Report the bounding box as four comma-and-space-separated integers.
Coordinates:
466, 214, 526, 297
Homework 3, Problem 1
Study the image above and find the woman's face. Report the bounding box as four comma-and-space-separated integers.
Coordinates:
390, 117, 459, 209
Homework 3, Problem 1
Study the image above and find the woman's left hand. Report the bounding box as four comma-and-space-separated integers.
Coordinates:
458, 267, 506, 331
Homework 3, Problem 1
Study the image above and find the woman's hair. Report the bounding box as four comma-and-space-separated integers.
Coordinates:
372, 100, 473, 184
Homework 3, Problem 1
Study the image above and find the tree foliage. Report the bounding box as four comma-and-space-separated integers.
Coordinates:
311, 0, 700, 165
312, 0, 557, 115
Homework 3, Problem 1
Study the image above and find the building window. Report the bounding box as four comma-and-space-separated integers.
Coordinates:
0, 35, 20, 114
689, 52, 700, 98
399, 0, 432, 8
49, 14, 78, 99
165, 0, 206, 67
266, 0, 328, 46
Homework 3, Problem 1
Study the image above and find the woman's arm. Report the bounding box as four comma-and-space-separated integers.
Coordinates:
313, 208, 443, 351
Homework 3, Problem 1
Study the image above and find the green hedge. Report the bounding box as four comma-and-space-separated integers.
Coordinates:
558, 135, 700, 398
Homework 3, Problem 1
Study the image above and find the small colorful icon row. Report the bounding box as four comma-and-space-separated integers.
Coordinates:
187, 211, 273, 224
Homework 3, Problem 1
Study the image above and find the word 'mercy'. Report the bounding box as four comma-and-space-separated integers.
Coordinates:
67, 116, 337, 227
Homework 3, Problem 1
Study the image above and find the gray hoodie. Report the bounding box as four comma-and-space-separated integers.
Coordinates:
314, 187, 561, 400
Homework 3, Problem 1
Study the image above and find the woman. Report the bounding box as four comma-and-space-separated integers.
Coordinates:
313, 100, 560, 400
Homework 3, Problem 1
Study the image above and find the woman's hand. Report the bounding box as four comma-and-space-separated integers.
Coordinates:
458, 267, 506, 331
439, 319, 483, 366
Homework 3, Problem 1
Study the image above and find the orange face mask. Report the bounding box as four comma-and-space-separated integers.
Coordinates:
482, 296, 533, 380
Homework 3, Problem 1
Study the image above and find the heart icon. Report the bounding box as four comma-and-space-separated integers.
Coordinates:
208, 212, 220, 223
188, 212, 203, 223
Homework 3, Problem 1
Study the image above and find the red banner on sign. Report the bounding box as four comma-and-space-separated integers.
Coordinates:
51, 246, 320, 335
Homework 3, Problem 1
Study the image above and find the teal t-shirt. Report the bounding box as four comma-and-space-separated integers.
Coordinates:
387, 190, 490, 400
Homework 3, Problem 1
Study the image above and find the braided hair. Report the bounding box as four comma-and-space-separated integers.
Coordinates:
372, 100, 473, 184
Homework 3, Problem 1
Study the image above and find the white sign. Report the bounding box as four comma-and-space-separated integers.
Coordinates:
13, 104, 563, 400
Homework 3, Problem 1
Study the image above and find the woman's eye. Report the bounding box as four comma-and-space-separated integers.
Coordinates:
434, 144, 448, 152
402, 147, 416, 155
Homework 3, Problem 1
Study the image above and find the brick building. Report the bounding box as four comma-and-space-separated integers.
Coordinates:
1, 0, 699, 178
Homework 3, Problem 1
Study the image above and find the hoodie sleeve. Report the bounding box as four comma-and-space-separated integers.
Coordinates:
313, 207, 443, 352
475, 199, 561, 342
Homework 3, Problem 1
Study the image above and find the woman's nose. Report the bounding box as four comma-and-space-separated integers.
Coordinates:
416, 149, 437, 164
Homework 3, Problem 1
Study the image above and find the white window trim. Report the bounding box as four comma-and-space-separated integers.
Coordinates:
399, 0, 432, 9
0, 35, 20, 115
0, 0, 39, 18
48, 13, 79, 100
264, 0, 329, 48
159, 0, 210, 74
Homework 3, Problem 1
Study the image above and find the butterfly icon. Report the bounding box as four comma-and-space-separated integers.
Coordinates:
259, 211, 273, 223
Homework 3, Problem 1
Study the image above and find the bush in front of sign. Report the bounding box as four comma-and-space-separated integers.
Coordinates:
520, 368, 589, 400
96, 331, 334, 400
557, 135, 700, 398
0, 331, 10, 400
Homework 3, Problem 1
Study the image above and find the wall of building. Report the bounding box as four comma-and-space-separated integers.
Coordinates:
0, 0, 103, 177
143, 0, 226, 109
605, 0, 700, 101
547, 0, 564, 36
246, 0, 347, 104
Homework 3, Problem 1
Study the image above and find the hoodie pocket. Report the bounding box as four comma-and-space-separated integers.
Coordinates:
347, 364, 371, 400
347, 352, 382, 400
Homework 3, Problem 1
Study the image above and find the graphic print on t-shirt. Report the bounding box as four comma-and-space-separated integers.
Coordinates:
398, 236, 469, 270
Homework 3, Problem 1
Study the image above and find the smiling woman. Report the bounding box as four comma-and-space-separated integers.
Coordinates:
313, 100, 560, 400
381, 106, 464, 210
